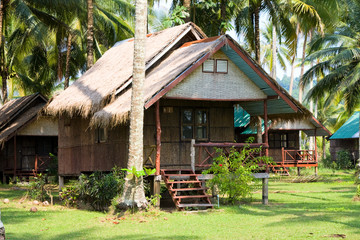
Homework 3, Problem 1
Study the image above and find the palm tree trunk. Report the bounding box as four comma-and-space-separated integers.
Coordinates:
271, 25, 277, 79
0, 0, 8, 103
119, 0, 147, 209
254, 6, 260, 63
64, 33, 72, 90
87, 0, 94, 70
184, 0, 191, 23
289, 23, 300, 96
57, 40, 63, 81
298, 32, 308, 103
220, 0, 227, 35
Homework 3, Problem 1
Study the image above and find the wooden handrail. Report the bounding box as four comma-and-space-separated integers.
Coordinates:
193, 142, 269, 148
281, 149, 317, 164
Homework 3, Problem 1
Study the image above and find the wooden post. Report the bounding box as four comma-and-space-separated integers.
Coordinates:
264, 100, 269, 172
314, 128, 318, 176
191, 139, 195, 172
262, 178, 268, 205
13, 136, 17, 180
154, 101, 161, 207
58, 176, 65, 190
155, 101, 161, 176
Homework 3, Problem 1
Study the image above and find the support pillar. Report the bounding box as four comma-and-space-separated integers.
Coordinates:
13, 136, 17, 182
58, 176, 65, 190
154, 101, 161, 207
314, 128, 318, 176
297, 167, 301, 176
262, 178, 268, 205
153, 175, 161, 207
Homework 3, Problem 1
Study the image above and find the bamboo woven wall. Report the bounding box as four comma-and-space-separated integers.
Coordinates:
165, 51, 267, 100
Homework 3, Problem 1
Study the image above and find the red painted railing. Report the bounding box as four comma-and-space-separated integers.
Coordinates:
281, 147, 317, 165
33, 155, 53, 175
193, 142, 269, 169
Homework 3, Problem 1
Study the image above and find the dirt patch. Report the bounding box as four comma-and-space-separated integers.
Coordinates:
353, 196, 360, 201
322, 234, 346, 238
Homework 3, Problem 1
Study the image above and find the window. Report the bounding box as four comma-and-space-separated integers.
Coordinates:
216, 59, 228, 73
202, 59, 215, 72
269, 132, 297, 149
181, 109, 209, 140
95, 127, 107, 143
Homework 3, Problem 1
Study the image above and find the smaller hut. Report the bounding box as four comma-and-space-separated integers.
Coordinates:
0, 93, 58, 182
330, 112, 360, 165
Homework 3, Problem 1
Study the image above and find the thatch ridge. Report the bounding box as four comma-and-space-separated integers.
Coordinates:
46, 23, 203, 118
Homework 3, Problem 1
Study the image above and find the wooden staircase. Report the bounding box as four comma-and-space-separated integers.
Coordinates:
161, 169, 214, 211
271, 164, 290, 176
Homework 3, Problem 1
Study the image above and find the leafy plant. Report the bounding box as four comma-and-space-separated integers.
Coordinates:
28, 174, 50, 201
336, 150, 354, 169
59, 186, 79, 208
121, 167, 156, 180
203, 140, 273, 204
77, 168, 125, 211
356, 185, 360, 197
331, 161, 338, 174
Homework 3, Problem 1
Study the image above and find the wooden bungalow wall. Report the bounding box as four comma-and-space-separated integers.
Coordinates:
58, 100, 234, 176
0, 136, 57, 174
330, 139, 359, 162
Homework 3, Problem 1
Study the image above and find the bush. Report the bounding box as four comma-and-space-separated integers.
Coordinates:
336, 150, 353, 169
28, 174, 50, 201
77, 168, 125, 211
59, 186, 79, 208
321, 155, 333, 168
356, 185, 360, 197
203, 141, 273, 204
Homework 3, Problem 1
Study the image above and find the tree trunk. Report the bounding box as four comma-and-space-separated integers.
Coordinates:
254, 6, 260, 63
183, 0, 191, 23
57, 39, 63, 81
64, 33, 72, 90
271, 25, 277, 79
299, 32, 308, 103
86, 0, 94, 70
220, 0, 227, 35
0, 0, 7, 103
257, 116, 262, 143
118, 0, 147, 209
289, 24, 300, 96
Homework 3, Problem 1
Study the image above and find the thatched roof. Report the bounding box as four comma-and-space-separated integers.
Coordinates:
46, 23, 206, 118
0, 93, 47, 145
45, 22, 325, 131
91, 36, 225, 127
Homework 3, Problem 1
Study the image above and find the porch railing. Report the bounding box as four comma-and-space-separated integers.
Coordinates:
191, 141, 269, 170
281, 147, 317, 165
33, 155, 53, 175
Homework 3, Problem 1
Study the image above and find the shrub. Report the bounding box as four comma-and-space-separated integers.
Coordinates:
78, 168, 125, 211
356, 185, 360, 197
28, 174, 50, 201
321, 155, 333, 168
336, 150, 353, 169
203, 141, 273, 204
59, 186, 79, 208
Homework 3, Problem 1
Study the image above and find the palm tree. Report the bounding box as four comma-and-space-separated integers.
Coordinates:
119, 0, 148, 209
235, 0, 295, 64
287, 0, 339, 100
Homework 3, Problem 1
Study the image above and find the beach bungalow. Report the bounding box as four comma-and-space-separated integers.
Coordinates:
0, 93, 58, 182
46, 23, 330, 209
330, 112, 359, 165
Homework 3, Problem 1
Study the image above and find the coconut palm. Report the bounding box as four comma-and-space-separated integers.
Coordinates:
119, 0, 148, 209
235, 0, 295, 64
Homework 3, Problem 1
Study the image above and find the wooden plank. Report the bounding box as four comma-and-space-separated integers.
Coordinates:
155, 101, 161, 175
178, 203, 213, 208
174, 195, 212, 199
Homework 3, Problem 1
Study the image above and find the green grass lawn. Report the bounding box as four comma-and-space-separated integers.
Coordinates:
1, 170, 359, 240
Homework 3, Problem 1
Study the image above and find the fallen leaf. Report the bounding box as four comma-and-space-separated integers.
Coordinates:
163, 217, 168, 220
42, 218, 46, 221
113, 221, 119, 224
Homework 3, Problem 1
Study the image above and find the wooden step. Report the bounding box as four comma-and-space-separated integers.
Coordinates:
163, 174, 200, 177
167, 180, 203, 184
173, 187, 208, 192
161, 169, 194, 172
174, 195, 212, 199
178, 203, 214, 208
